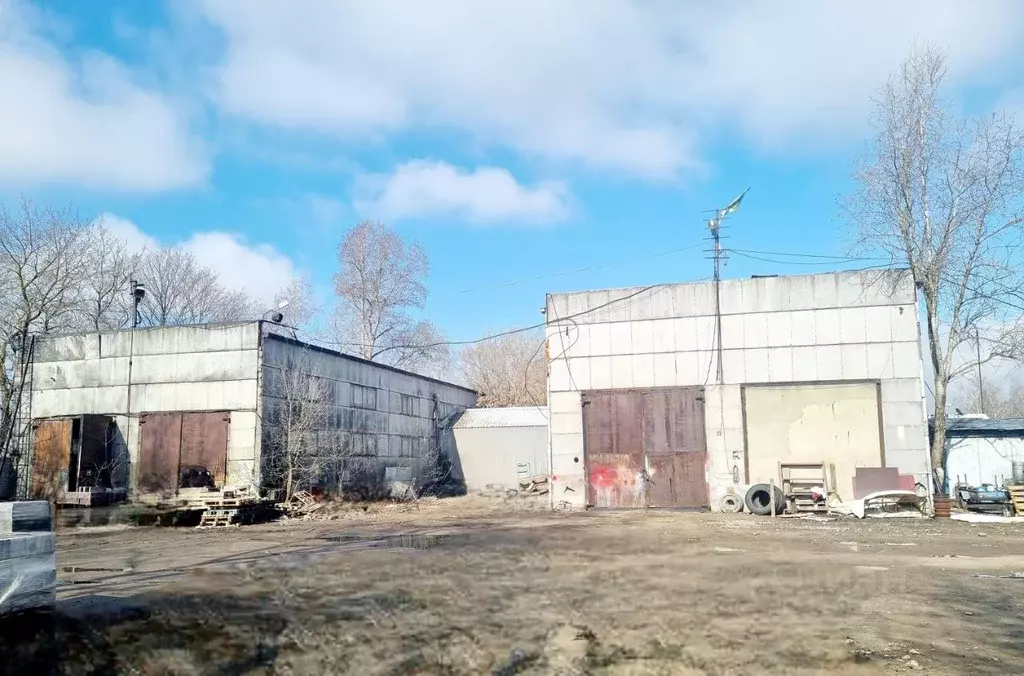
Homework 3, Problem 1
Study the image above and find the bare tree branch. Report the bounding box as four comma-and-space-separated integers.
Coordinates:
459, 329, 547, 407
136, 246, 258, 326
331, 219, 446, 371
0, 199, 92, 472
843, 44, 1024, 487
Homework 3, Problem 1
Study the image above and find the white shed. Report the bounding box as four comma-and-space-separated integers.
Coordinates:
943, 417, 1024, 489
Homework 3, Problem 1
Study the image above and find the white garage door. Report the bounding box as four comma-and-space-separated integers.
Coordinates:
743, 383, 883, 502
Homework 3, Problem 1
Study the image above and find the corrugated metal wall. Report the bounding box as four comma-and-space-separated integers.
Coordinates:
946, 435, 1024, 488
260, 335, 477, 493
451, 426, 549, 491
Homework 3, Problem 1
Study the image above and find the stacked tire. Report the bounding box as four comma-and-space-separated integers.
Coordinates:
744, 483, 787, 515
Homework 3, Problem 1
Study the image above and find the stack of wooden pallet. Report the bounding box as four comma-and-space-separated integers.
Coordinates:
1007, 485, 1024, 516
194, 489, 273, 528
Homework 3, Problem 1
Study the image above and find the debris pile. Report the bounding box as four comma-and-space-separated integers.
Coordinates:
518, 475, 550, 496
280, 490, 325, 518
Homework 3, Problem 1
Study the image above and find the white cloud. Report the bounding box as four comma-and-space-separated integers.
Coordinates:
199, 0, 1024, 178
0, 2, 206, 190
186, 231, 298, 303
356, 161, 569, 223
97, 213, 299, 304
97, 213, 158, 253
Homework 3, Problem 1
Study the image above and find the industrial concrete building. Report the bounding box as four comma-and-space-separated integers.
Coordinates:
16, 322, 476, 500
545, 269, 931, 511
450, 406, 549, 491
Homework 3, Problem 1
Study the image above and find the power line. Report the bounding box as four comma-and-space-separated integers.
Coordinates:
324, 283, 668, 352
729, 248, 887, 262
727, 249, 893, 267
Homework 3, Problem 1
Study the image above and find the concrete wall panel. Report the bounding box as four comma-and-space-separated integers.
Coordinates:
790, 310, 816, 346
767, 312, 792, 347
743, 349, 769, 383
790, 346, 818, 381
767, 347, 794, 382
589, 356, 613, 389
610, 356, 633, 388
814, 309, 841, 345
651, 319, 675, 353
631, 354, 656, 388
653, 353, 677, 387
742, 313, 769, 349
840, 345, 869, 380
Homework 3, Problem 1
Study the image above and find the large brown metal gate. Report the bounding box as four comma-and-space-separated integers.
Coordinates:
139, 411, 230, 494
583, 387, 708, 509
31, 418, 74, 500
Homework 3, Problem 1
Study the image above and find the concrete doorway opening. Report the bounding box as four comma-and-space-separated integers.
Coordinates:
742, 382, 884, 502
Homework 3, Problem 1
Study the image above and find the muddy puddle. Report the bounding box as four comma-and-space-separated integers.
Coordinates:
318, 533, 454, 549
57, 506, 204, 529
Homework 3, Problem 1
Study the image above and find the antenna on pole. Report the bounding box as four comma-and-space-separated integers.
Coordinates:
706, 189, 748, 383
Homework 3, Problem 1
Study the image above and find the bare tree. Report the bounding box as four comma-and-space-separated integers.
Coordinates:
0, 199, 92, 474
77, 224, 141, 331
956, 376, 1024, 418
262, 348, 335, 500
460, 330, 547, 407
272, 274, 322, 337
331, 219, 445, 370
136, 246, 258, 326
844, 45, 1024, 487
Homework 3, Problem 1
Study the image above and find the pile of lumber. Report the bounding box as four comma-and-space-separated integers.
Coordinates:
280, 490, 324, 517
1, 501, 56, 614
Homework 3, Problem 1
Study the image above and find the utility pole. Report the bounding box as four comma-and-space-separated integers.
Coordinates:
708, 219, 725, 383
706, 190, 747, 489
124, 281, 146, 476
975, 328, 984, 415
706, 189, 747, 383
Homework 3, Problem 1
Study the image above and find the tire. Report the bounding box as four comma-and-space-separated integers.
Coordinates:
744, 483, 786, 516
719, 494, 742, 513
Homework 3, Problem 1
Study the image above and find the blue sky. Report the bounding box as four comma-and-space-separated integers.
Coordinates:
3, 0, 1024, 342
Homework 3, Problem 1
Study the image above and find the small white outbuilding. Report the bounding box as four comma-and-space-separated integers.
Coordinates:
450, 407, 549, 491
943, 416, 1024, 489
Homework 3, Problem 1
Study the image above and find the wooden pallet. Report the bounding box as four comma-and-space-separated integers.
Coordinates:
198, 507, 242, 527
1007, 486, 1024, 516
200, 498, 251, 508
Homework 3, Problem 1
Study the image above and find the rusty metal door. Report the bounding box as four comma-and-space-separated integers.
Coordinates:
583, 387, 708, 509
179, 412, 230, 487
583, 391, 646, 508
31, 418, 74, 500
139, 412, 182, 493
643, 388, 708, 508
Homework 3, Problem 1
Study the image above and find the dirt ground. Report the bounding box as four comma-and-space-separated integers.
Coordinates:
3, 496, 1023, 675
